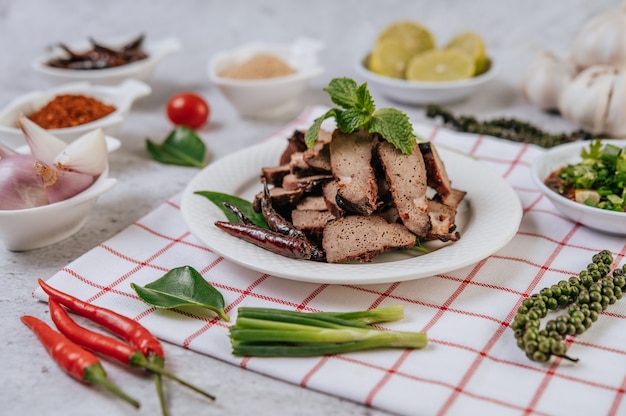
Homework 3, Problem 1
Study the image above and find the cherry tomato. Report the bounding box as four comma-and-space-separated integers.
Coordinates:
166, 92, 210, 129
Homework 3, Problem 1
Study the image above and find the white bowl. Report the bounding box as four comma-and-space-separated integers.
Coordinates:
33, 36, 181, 85
0, 165, 117, 251
0, 79, 151, 148
531, 139, 626, 236
208, 38, 324, 119
354, 54, 497, 105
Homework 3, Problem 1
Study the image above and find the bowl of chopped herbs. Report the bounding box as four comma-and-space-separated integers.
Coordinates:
531, 139, 626, 235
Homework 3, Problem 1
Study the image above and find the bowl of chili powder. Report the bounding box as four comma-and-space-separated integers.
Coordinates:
0, 79, 151, 148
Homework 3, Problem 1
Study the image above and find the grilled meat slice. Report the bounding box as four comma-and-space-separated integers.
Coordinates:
377, 140, 431, 237
330, 129, 379, 216
322, 215, 416, 263
419, 142, 453, 201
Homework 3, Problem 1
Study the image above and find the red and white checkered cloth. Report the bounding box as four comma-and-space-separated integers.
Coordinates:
33, 106, 626, 416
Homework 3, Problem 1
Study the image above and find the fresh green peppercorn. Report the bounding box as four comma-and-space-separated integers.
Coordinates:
512, 250, 622, 363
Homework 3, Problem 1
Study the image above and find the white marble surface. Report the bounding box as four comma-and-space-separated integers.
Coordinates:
0, 0, 618, 415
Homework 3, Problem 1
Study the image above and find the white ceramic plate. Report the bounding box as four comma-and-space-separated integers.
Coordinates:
531, 139, 626, 235
181, 138, 522, 284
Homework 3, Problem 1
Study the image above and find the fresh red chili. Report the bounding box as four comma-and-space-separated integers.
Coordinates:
21, 315, 140, 408
38, 278, 163, 359
38, 278, 167, 414
48, 298, 215, 401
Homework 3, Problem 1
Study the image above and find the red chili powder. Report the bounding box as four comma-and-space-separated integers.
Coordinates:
27, 94, 116, 129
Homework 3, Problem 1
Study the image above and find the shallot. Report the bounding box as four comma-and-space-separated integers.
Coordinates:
0, 115, 108, 211
0, 154, 49, 210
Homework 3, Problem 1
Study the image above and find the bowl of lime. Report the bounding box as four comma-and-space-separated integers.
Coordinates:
354, 21, 497, 105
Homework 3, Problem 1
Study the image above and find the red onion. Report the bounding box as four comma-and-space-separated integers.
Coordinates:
34, 161, 95, 204
0, 154, 49, 210
1, 116, 106, 210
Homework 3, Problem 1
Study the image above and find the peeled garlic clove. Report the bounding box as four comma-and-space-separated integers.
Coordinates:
54, 128, 107, 176
521, 50, 576, 111
570, 8, 626, 70
18, 114, 67, 165
559, 65, 624, 134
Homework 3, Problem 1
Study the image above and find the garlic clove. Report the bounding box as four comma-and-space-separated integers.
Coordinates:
53, 128, 107, 176
521, 50, 576, 111
603, 68, 626, 137
18, 114, 67, 165
558, 65, 617, 135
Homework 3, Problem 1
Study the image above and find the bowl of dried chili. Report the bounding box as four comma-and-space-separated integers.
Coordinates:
32, 35, 181, 86
0, 79, 151, 148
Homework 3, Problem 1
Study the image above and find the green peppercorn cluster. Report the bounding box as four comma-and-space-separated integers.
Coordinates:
425, 105, 600, 148
512, 250, 626, 363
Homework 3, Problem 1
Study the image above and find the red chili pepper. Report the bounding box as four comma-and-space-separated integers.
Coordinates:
38, 278, 166, 414
21, 315, 140, 409
48, 298, 215, 401
38, 278, 163, 359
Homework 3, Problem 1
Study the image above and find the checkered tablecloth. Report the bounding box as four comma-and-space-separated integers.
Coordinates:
33, 106, 626, 416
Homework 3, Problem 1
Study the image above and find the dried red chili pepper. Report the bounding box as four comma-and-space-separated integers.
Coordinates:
214, 220, 325, 261
38, 278, 167, 414
48, 298, 215, 401
260, 181, 307, 239
21, 315, 140, 408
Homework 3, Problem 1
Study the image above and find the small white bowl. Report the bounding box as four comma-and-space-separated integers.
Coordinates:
33, 36, 181, 85
0, 165, 117, 251
531, 139, 626, 236
354, 54, 497, 105
209, 38, 324, 119
0, 79, 151, 148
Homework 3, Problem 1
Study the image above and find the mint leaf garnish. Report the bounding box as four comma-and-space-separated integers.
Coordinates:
370, 108, 417, 155
303, 77, 418, 154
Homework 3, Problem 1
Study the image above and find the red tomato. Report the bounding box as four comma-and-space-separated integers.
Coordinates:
166, 93, 210, 129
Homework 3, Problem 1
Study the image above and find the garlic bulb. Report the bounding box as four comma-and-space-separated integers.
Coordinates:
571, 4, 626, 70
558, 65, 626, 136
521, 50, 576, 110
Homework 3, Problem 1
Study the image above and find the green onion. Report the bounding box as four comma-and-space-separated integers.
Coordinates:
558, 140, 626, 212
229, 305, 427, 357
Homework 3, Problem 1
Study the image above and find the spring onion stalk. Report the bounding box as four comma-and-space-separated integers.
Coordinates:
229, 306, 427, 357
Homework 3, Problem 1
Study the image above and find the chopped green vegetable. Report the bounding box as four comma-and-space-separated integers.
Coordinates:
229, 305, 427, 357
305, 78, 419, 154
557, 140, 626, 212
194, 191, 267, 228
146, 126, 207, 167
131, 266, 229, 321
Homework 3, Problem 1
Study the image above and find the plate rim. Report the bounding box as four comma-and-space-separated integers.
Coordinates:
181, 136, 522, 284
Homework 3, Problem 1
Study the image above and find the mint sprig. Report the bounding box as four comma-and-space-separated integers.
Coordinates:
304, 78, 418, 154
